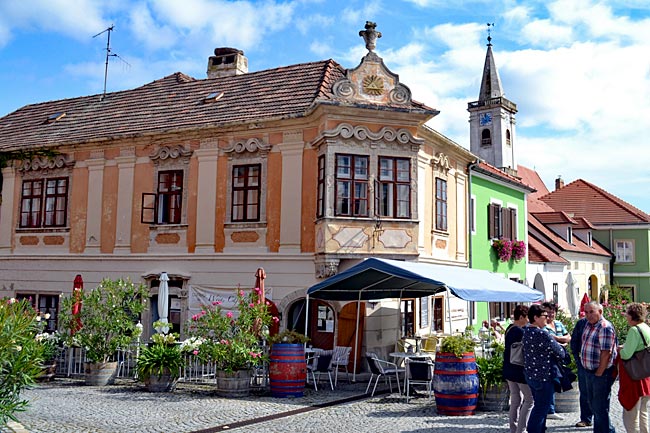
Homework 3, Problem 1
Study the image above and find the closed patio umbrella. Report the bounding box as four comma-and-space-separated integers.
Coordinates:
579, 293, 590, 316
71, 274, 83, 335
157, 272, 170, 334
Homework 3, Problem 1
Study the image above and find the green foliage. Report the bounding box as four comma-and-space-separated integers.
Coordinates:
35, 331, 60, 362
268, 329, 310, 345
186, 288, 273, 373
603, 301, 630, 344
606, 284, 633, 304
136, 333, 184, 380
556, 309, 578, 376
59, 278, 148, 363
0, 298, 45, 424
477, 342, 505, 390
440, 334, 475, 358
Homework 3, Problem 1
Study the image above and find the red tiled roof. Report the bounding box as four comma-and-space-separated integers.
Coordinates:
517, 165, 550, 200
0, 60, 435, 151
528, 237, 567, 264
532, 211, 578, 225
528, 213, 611, 257
539, 179, 650, 224
473, 161, 536, 192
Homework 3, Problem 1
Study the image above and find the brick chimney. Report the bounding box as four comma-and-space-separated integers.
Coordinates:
555, 175, 564, 190
207, 48, 248, 78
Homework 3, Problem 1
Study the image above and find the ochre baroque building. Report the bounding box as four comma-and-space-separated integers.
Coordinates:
0, 23, 474, 361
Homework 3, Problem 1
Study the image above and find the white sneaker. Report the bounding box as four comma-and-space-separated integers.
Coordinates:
547, 413, 564, 420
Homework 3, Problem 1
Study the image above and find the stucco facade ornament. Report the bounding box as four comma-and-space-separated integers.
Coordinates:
432, 152, 451, 173
359, 21, 382, 52
17, 154, 74, 172
223, 137, 271, 154
332, 22, 412, 106
150, 145, 193, 165
315, 257, 340, 279
321, 123, 424, 146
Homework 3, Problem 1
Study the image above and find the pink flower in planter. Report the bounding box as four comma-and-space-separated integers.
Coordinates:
226, 311, 233, 319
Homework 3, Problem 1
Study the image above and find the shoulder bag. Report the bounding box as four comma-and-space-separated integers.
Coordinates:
623, 325, 650, 380
506, 326, 524, 366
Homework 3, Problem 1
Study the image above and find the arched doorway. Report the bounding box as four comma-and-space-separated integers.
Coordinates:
589, 275, 598, 301
286, 299, 336, 350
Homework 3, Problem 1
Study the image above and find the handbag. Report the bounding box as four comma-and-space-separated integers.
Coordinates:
623, 325, 650, 380
510, 341, 524, 366
505, 326, 524, 366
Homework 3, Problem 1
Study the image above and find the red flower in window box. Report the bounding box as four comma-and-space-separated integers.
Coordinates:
492, 239, 513, 262
512, 241, 527, 262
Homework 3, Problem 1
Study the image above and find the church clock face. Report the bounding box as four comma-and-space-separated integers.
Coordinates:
479, 112, 493, 126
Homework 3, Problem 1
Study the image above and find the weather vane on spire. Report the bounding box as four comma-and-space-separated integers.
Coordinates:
487, 22, 494, 46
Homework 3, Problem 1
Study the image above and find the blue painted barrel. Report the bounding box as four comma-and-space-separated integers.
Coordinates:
433, 352, 479, 416
269, 343, 306, 398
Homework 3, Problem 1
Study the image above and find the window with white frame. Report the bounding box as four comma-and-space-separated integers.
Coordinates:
316, 155, 325, 218
488, 203, 517, 240
20, 177, 69, 228
335, 154, 369, 217
231, 164, 261, 222
378, 156, 410, 218
615, 240, 635, 263
435, 177, 447, 231
142, 170, 184, 225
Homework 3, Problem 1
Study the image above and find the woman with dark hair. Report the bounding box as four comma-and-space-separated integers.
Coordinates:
504, 305, 532, 433
522, 304, 567, 433
617, 303, 650, 433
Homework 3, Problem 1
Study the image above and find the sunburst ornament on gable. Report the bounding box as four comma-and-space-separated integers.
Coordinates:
363, 74, 384, 95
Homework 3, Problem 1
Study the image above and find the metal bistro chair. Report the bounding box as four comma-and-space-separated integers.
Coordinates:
365, 352, 404, 396
404, 357, 434, 403
331, 346, 352, 386
306, 349, 334, 391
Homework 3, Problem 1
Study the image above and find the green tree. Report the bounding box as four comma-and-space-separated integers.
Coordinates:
0, 298, 45, 423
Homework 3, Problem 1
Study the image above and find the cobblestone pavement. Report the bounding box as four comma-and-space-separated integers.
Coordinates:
2, 379, 627, 433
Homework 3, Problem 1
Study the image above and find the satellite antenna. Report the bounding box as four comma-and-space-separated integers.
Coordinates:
93, 25, 130, 101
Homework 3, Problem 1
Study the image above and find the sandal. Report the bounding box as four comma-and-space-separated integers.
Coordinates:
575, 421, 592, 427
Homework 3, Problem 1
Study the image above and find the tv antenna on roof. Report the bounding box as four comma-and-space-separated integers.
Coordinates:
93, 25, 130, 101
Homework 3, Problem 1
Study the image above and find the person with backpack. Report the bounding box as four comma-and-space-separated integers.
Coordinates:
504, 305, 532, 433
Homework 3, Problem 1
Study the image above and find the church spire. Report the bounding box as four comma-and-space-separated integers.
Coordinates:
478, 24, 503, 101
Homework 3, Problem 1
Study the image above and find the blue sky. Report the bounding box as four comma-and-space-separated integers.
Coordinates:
1, 0, 649, 212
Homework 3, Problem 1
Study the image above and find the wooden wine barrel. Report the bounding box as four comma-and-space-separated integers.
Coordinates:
269, 343, 306, 398
433, 352, 479, 416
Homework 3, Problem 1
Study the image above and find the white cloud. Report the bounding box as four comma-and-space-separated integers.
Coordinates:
310, 40, 333, 57
0, 1, 108, 41
341, 0, 381, 25
128, 3, 177, 51
296, 13, 335, 35
521, 19, 573, 46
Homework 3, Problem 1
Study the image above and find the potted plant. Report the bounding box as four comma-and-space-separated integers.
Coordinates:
476, 341, 509, 411
267, 329, 310, 398
35, 330, 60, 382
59, 278, 148, 386
186, 287, 273, 397
136, 327, 184, 392
433, 333, 479, 416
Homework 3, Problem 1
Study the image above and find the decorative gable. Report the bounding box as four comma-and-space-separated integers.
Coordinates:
332, 22, 412, 106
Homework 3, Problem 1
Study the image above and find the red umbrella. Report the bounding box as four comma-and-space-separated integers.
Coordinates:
71, 274, 83, 335
254, 268, 266, 304
579, 293, 590, 315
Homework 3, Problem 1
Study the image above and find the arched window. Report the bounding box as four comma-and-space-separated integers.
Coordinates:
481, 129, 491, 146
506, 129, 511, 146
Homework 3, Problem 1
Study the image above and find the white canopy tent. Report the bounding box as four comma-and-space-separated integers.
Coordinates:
306, 258, 543, 380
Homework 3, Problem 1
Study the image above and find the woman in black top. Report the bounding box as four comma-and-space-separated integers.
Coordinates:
504, 305, 532, 433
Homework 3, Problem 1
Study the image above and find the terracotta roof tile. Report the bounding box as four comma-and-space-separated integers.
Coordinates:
528, 237, 567, 264
0, 60, 371, 150
539, 179, 650, 224
532, 211, 578, 225
517, 165, 550, 200
473, 161, 536, 192
528, 213, 611, 257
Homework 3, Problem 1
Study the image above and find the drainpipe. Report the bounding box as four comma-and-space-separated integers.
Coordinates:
466, 159, 481, 326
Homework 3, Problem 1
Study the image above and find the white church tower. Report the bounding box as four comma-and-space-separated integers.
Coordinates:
468, 30, 518, 173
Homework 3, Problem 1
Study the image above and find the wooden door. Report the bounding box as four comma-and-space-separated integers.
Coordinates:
433, 297, 444, 332
309, 300, 335, 350
336, 302, 365, 371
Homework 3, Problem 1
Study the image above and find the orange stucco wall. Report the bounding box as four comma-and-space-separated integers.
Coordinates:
130, 161, 153, 253
266, 152, 282, 252
68, 164, 88, 253
186, 156, 199, 253
301, 147, 317, 252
